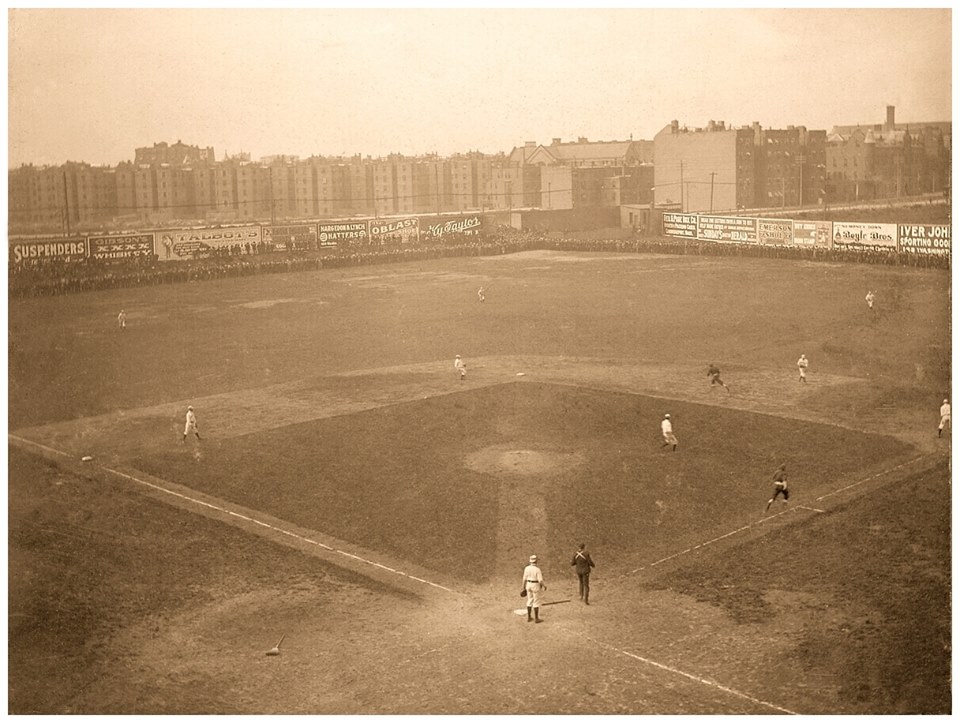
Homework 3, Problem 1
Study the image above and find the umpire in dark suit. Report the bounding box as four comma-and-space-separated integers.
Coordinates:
571, 543, 596, 604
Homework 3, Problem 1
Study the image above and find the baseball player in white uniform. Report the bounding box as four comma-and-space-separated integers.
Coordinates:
797, 354, 809, 383
182, 405, 201, 442
454, 354, 466, 381
938, 399, 951, 438
865, 291, 875, 310
660, 414, 678, 452
522, 554, 546, 623
118, 309, 127, 329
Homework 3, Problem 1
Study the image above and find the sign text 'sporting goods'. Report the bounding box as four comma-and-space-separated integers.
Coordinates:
88, 234, 156, 261
793, 221, 833, 248
661, 212, 698, 239
423, 215, 482, 240
158, 226, 264, 261
831, 222, 897, 251
897, 224, 951, 256
262, 224, 318, 251
317, 221, 368, 247
369, 217, 420, 244
697, 215, 759, 243
757, 219, 794, 246
10, 237, 88, 265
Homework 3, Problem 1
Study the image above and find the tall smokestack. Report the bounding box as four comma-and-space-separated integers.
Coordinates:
886, 105, 895, 131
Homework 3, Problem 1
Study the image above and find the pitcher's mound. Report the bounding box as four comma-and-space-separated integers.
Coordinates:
465, 446, 583, 476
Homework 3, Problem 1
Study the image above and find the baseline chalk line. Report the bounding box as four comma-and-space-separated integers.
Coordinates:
584, 635, 799, 715
8, 434, 458, 595
623, 455, 928, 578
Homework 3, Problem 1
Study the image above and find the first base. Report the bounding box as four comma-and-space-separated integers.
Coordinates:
81, 456, 93, 462
516, 372, 526, 377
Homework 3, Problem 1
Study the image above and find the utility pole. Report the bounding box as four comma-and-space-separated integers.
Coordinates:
679, 160, 684, 212
62, 171, 71, 237
781, 177, 786, 210
797, 154, 805, 208
435, 163, 441, 216
709, 172, 716, 212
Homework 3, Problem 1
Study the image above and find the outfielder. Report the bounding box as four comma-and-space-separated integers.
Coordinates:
477, 286, 485, 303
939, 399, 951, 438
660, 414, 678, 452
182, 405, 201, 443
118, 309, 127, 329
797, 354, 809, 383
522, 554, 546, 623
454, 354, 466, 381
865, 290, 875, 311
707, 363, 730, 392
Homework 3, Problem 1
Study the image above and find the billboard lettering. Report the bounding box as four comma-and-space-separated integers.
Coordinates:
423, 215, 482, 240
158, 226, 263, 261
369, 217, 420, 244
661, 212, 697, 239
88, 233, 155, 261
696, 215, 758, 243
793, 221, 832, 248
317, 221, 368, 246
832, 222, 897, 251
262, 224, 318, 251
898, 224, 951, 255
10, 238, 88, 265
757, 219, 793, 246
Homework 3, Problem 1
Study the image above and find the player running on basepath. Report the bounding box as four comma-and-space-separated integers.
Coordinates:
765, 463, 789, 513
707, 363, 730, 392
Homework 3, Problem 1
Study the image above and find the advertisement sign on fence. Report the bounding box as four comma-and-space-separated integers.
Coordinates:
897, 224, 951, 255
793, 221, 833, 247
757, 219, 793, 246
88, 233, 156, 262
317, 221, 368, 247
262, 224, 318, 251
10, 237, 88, 266
369, 217, 420, 244
697, 215, 758, 243
157, 226, 263, 261
662, 212, 698, 239
832, 222, 897, 251
422, 215, 482, 241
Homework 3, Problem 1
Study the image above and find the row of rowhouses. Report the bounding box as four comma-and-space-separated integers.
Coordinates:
8, 106, 950, 234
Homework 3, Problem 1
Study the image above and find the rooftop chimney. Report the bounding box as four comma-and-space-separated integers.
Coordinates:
577, 136, 588, 143
525, 141, 536, 148
670, 120, 679, 132
886, 105, 895, 130
552, 137, 562, 145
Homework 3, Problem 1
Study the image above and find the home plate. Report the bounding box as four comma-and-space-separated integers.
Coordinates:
513, 608, 528, 615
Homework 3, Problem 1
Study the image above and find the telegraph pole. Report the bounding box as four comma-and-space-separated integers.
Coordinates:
679, 160, 684, 212
435, 163, 441, 216
62, 171, 71, 237
710, 172, 716, 212
797, 154, 805, 208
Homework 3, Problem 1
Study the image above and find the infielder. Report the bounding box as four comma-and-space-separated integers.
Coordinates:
765, 463, 789, 513
522, 554, 546, 623
707, 363, 730, 392
182, 405, 201, 443
865, 290, 875, 311
939, 399, 951, 438
797, 354, 809, 383
118, 309, 127, 329
477, 286, 485, 303
454, 354, 466, 381
571, 543, 595, 604
660, 414, 678, 452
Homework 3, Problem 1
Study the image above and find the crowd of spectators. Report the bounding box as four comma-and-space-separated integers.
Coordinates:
8, 229, 949, 298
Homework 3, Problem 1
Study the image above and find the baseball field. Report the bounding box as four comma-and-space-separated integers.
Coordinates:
8, 246, 951, 713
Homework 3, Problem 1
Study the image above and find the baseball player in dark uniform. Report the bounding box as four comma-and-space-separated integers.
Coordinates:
707, 363, 730, 392
765, 463, 789, 513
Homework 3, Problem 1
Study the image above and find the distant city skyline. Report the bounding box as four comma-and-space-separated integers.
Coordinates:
8, 8, 952, 168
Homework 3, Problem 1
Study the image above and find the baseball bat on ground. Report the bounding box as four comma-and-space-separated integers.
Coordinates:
266, 633, 285, 656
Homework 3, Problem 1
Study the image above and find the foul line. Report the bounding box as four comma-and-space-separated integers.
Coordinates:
100, 465, 458, 594
584, 635, 798, 715
623, 455, 927, 578
8, 434, 457, 595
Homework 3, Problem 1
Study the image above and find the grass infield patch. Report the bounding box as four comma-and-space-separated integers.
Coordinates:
133, 382, 915, 584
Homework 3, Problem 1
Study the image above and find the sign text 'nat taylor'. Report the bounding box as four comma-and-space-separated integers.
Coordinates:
424, 215, 482, 239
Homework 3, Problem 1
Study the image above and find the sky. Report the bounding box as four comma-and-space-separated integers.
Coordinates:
6, 7, 953, 168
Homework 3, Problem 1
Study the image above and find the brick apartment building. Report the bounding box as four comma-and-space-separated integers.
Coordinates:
653, 120, 826, 212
